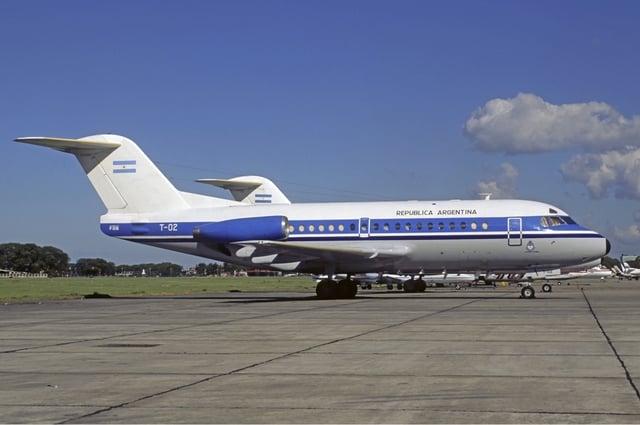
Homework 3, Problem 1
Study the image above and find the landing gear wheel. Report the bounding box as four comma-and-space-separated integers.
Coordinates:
542, 283, 552, 293
521, 285, 536, 299
316, 279, 337, 299
416, 279, 427, 292
403, 280, 417, 292
337, 279, 358, 299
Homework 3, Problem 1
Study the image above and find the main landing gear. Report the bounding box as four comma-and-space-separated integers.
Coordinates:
520, 283, 552, 299
316, 278, 358, 299
402, 278, 427, 293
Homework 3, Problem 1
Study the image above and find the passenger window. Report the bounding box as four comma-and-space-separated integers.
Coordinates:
482, 222, 489, 230
289, 225, 295, 233
417, 222, 423, 231
471, 222, 477, 230
319, 224, 325, 232
405, 222, 411, 231
460, 222, 466, 230
449, 222, 455, 230
350, 223, 356, 231
373, 223, 379, 231
309, 224, 315, 232
395, 223, 401, 231
428, 222, 433, 231
298, 224, 305, 232
438, 222, 444, 230
338, 224, 345, 232
384, 223, 390, 231
329, 224, 335, 232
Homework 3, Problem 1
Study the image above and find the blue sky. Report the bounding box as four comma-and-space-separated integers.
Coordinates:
2, 0, 640, 267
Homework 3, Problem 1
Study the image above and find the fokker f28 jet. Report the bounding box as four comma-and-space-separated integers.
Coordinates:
15, 134, 610, 299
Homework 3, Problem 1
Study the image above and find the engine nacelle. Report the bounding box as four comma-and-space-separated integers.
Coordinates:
193, 215, 289, 243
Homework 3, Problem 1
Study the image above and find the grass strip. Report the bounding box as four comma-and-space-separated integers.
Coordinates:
0, 276, 317, 303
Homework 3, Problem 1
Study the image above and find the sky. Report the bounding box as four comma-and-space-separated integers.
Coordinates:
2, 0, 640, 268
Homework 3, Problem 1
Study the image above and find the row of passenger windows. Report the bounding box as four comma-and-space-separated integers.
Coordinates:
288, 220, 491, 234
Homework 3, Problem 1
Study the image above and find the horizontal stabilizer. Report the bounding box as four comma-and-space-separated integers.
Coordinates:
198, 178, 262, 192
15, 136, 121, 153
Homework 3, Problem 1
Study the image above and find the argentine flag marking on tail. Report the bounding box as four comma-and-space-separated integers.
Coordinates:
113, 160, 137, 174
255, 193, 272, 204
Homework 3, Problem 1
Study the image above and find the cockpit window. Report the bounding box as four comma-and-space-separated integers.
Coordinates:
540, 216, 568, 228
549, 216, 564, 226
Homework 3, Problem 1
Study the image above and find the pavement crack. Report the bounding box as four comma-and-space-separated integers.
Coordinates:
581, 288, 640, 403
56, 297, 483, 423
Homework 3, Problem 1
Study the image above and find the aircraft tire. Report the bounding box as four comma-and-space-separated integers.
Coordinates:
542, 283, 552, 293
403, 280, 417, 292
316, 280, 337, 299
521, 285, 535, 299
337, 279, 358, 299
416, 279, 427, 292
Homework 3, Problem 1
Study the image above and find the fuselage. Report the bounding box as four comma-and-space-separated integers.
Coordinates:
100, 198, 610, 275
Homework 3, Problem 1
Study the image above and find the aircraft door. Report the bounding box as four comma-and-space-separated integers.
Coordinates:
359, 217, 370, 238
507, 217, 522, 246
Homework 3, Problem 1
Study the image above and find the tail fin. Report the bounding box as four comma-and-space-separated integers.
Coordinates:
15, 134, 191, 214
196, 176, 291, 204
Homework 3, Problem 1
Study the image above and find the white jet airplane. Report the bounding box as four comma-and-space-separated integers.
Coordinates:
480, 260, 611, 293
15, 134, 610, 299
613, 255, 640, 280
197, 176, 291, 205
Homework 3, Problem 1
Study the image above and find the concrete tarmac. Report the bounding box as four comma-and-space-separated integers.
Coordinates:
2, 279, 640, 423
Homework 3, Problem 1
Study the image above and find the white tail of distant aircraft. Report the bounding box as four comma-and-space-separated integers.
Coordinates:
197, 176, 291, 205
15, 134, 610, 299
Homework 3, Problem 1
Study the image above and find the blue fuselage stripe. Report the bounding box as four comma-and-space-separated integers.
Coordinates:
101, 215, 603, 243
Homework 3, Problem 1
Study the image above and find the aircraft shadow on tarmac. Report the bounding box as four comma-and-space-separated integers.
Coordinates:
109, 289, 572, 304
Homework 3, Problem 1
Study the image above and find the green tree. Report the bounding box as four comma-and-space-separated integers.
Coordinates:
75, 258, 116, 276
0, 243, 70, 276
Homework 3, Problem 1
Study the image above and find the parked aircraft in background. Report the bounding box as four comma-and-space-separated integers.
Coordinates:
15, 134, 610, 299
612, 255, 640, 280
313, 272, 477, 291
480, 260, 613, 292
197, 176, 291, 205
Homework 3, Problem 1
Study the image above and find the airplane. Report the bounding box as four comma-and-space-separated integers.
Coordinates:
14, 134, 611, 300
612, 254, 640, 280
197, 176, 291, 205
479, 260, 611, 292
374, 272, 478, 291
313, 271, 477, 291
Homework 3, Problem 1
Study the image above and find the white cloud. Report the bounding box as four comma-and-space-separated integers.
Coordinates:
464, 93, 640, 153
472, 162, 518, 199
613, 223, 640, 244
560, 148, 640, 199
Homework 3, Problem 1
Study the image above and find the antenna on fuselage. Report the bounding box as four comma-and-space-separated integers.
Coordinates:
479, 193, 492, 200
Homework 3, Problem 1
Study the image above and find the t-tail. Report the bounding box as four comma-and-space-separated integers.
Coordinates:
14, 134, 231, 214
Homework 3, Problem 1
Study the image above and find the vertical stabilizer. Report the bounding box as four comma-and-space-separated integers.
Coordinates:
15, 134, 190, 214
196, 175, 291, 204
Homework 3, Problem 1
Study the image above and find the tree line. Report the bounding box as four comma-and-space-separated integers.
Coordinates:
0, 243, 244, 277
1, 242, 633, 278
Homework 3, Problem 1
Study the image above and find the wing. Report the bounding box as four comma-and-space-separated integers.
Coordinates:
228, 240, 410, 273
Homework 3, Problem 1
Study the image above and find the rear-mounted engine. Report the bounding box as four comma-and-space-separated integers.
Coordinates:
193, 215, 289, 243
